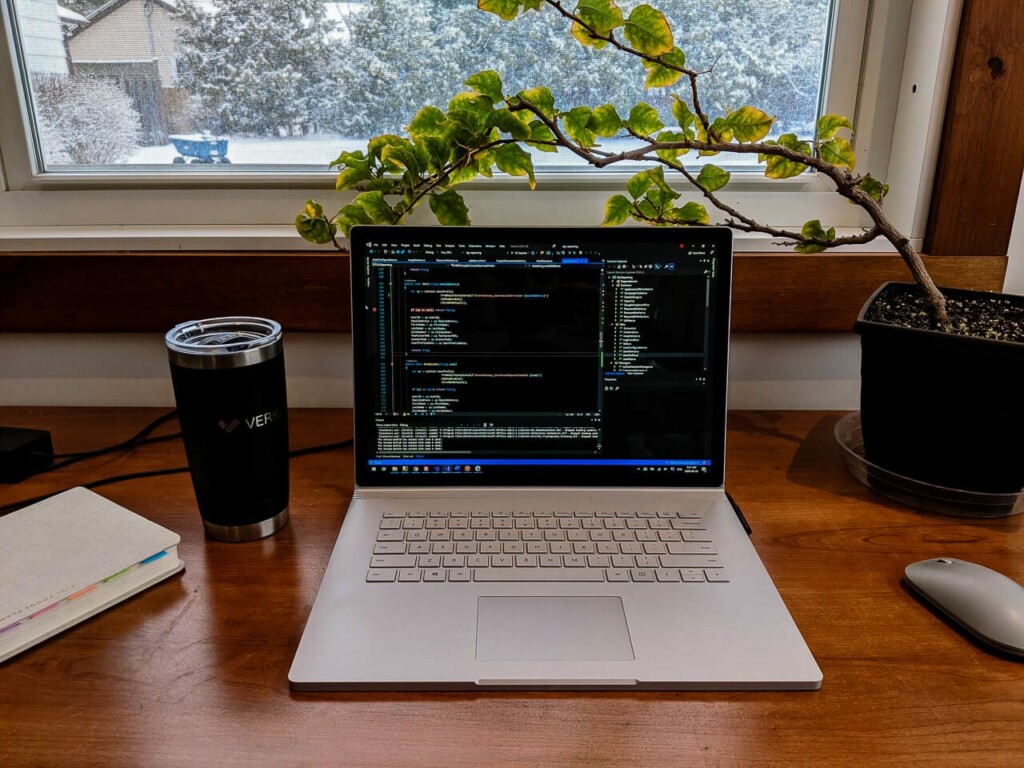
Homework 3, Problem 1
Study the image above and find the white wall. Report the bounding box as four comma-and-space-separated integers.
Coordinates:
2, 170, 1021, 410
0, 332, 862, 410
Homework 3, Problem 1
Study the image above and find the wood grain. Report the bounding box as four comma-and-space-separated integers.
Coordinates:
926, 0, 1024, 256
1, 407, 1022, 768
0, 251, 1006, 333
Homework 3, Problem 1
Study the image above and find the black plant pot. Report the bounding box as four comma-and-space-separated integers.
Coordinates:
854, 282, 1024, 495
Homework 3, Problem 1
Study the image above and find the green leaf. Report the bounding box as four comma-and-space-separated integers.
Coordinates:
625, 102, 664, 137
576, 0, 624, 34
465, 70, 504, 103
623, 4, 674, 56
332, 202, 373, 238
643, 47, 686, 89
429, 189, 471, 225
627, 169, 654, 200
334, 162, 372, 191
654, 130, 688, 161
669, 201, 710, 225
328, 149, 366, 170
447, 92, 495, 134
295, 199, 336, 245
477, 0, 523, 21
526, 119, 557, 151
794, 219, 833, 253
380, 143, 421, 176
516, 87, 556, 119
367, 134, 411, 164
489, 108, 531, 140
671, 96, 695, 131
603, 194, 633, 226
760, 133, 811, 179
819, 136, 856, 169
448, 160, 480, 186
589, 104, 622, 137
353, 191, 395, 224
696, 164, 730, 192
857, 174, 890, 202
817, 114, 853, 141
564, 106, 596, 147
419, 135, 452, 173
627, 166, 676, 200
407, 106, 448, 138
494, 143, 536, 189
720, 106, 774, 143
696, 121, 718, 156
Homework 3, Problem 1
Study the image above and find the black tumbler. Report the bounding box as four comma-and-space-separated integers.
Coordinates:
166, 317, 289, 542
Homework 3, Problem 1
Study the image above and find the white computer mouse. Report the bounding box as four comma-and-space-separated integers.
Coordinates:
904, 557, 1024, 658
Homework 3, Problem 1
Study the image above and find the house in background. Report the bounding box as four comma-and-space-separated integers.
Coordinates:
65, 0, 189, 144
15, 0, 76, 74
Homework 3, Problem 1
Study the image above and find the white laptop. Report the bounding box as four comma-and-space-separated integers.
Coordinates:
289, 225, 821, 691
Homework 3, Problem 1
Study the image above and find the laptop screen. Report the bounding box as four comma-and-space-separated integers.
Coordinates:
350, 226, 732, 487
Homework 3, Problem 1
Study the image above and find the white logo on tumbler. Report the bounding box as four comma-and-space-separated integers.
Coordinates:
245, 409, 281, 429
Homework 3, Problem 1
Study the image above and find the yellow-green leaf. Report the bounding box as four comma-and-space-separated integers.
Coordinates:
295, 199, 336, 244
817, 114, 853, 141
334, 163, 371, 191
516, 87, 556, 119
721, 106, 774, 143
643, 47, 686, 89
526, 119, 557, 151
489, 108, 531, 140
625, 102, 664, 137
331, 203, 373, 238
429, 188, 471, 225
589, 104, 622, 137
477, 0, 523, 22
407, 106, 447, 138
465, 70, 504, 102
857, 174, 890, 202
623, 4, 674, 56
819, 136, 856, 170
354, 190, 395, 224
576, 0, 624, 35
670, 201, 710, 225
564, 106, 596, 147
654, 129, 688, 161
603, 194, 632, 226
696, 164, 730, 192
671, 96, 695, 132
764, 155, 808, 179
494, 143, 536, 189
570, 21, 609, 48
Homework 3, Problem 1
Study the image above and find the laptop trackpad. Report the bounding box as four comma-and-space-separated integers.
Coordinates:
476, 597, 635, 661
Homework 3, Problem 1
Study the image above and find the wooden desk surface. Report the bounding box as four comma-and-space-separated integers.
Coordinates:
1, 407, 1022, 767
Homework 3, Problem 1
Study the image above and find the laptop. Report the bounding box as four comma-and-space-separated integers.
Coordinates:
289, 225, 821, 691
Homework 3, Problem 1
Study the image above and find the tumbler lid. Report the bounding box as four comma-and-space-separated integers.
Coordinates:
166, 316, 282, 369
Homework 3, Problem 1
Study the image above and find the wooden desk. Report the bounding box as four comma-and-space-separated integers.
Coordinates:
1, 408, 1022, 767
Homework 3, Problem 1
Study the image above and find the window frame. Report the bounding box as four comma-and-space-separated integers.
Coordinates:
1, 0, 1016, 335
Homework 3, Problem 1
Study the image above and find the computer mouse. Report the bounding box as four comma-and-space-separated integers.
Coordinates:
904, 557, 1024, 658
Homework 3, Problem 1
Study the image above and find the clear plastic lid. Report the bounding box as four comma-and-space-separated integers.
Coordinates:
166, 317, 282, 369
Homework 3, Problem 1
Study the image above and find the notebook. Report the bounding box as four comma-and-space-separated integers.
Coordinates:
0, 487, 184, 663
289, 225, 821, 690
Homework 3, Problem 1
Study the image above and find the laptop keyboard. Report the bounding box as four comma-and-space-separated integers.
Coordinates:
366, 507, 728, 584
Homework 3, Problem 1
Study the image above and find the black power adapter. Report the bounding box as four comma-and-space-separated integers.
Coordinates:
0, 427, 54, 482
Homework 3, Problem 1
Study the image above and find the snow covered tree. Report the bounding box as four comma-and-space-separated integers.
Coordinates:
175, 0, 339, 136
33, 73, 142, 165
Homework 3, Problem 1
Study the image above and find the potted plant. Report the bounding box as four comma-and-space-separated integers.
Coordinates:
296, 0, 1024, 505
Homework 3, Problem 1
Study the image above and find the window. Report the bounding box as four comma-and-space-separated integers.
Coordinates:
0, 0, 968, 263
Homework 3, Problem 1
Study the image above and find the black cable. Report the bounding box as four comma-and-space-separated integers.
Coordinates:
0, 438, 352, 516
32, 410, 181, 476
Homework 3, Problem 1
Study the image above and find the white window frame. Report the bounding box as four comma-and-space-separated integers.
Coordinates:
0, 0, 961, 253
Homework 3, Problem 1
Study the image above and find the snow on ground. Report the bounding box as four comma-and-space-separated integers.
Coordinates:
124, 133, 757, 170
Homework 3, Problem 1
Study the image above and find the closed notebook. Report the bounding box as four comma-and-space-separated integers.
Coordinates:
0, 486, 184, 663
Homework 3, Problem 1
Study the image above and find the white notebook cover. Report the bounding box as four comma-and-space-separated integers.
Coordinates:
0, 487, 184, 662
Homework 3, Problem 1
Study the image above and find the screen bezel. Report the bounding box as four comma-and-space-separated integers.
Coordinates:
349, 225, 732, 488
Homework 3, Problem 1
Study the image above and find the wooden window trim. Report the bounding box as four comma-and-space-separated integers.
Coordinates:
0, 0, 1018, 335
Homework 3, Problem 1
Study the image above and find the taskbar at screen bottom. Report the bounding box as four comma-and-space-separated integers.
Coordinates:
366, 458, 713, 480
